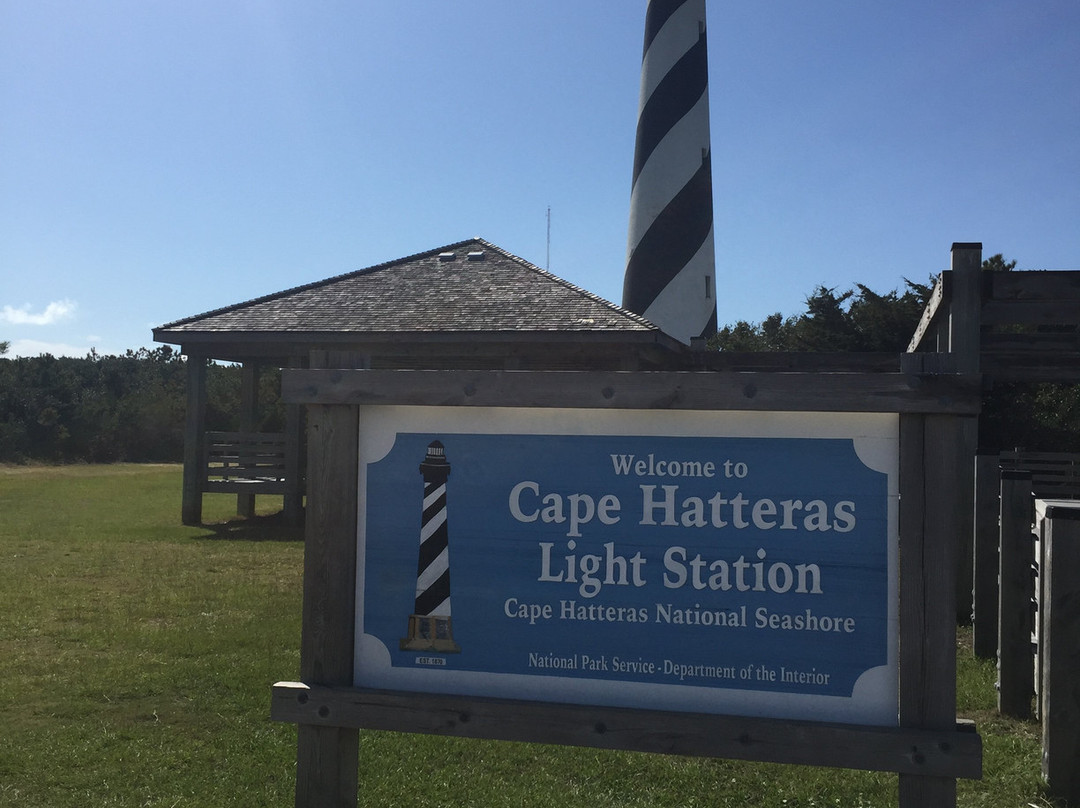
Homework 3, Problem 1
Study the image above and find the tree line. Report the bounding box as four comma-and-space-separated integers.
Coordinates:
709, 254, 1080, 453
0, 345, 282, 464
2, 253, 1076, 464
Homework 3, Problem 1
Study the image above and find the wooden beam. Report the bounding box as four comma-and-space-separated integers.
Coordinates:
692, 352, 901, 373
988, 269, 1080, 302
898, 413, 963, 806
1039, 503, 1080, 804
907, 272, 950, 353
949, 243, 982, 373
972, 454, 1000, 659
283, 356, 304, 527
294, 353, 361, 808
271, 683, 982, 780
981, 298, 1080, 326
181, 352, 207, 526
237, 362, 259, 518
282, 369, 982, 415
980, 353, 1080, 381
997, 471, 1034, 719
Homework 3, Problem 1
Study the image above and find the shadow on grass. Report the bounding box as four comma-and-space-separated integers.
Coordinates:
196, 511, 306, 543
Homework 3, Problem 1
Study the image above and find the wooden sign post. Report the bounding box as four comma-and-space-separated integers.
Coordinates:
273, 367, 982, 808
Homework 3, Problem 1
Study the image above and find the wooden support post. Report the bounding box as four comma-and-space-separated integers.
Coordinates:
283, 356, 304, 528
238, 362, 259, 519
294, 352, 362, 808
949, 244, 982, 624
1040, 504, 1080, 805
181, 351, 208, 526
972, 453, 1000, 659
898, 413, 961, 808
997, 470, 1034, 719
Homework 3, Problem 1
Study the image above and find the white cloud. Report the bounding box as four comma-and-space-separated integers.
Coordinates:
0, 299, 77, 326
6, 338, 94, 358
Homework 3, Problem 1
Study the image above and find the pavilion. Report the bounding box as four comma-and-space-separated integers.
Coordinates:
153, 237, 687, 525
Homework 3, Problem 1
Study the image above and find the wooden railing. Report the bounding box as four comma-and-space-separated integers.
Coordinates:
999, 450, 1080, 499
203, 431, 288, 494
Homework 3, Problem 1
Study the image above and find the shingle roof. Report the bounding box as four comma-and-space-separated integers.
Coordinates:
155, 238, 658, 337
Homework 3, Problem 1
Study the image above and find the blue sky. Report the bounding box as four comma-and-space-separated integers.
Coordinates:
2, 1, 1078, 358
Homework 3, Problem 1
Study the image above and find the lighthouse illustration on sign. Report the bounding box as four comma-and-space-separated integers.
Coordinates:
400, 440, 461, 653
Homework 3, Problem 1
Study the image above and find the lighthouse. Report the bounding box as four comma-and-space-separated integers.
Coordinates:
623, 0, 717, 345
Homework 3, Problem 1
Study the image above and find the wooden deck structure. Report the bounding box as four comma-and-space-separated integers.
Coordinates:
907, 244, 1080, 621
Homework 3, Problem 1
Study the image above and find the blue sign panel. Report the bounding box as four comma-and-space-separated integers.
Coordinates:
355, 408, 898, 726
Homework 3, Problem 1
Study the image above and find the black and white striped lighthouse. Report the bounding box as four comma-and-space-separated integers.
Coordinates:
623, 0, 717, 345
400, 440, 461, 653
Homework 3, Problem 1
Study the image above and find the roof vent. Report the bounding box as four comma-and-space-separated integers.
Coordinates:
467, 250, 486, 261
438, 251, 456, 262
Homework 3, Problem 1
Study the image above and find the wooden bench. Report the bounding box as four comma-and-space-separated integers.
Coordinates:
202, 431, 288, 495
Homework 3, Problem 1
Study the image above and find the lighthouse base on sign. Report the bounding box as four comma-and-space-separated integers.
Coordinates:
400, 614, 461, 653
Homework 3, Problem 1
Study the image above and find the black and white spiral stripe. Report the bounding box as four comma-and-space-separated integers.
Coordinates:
623, 0, 717, 344
414, 442, 452, 618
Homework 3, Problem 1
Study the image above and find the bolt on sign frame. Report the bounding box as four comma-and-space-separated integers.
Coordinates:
272, 365, 983, 808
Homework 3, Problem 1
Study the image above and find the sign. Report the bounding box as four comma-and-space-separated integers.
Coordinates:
355, 406, 898, 726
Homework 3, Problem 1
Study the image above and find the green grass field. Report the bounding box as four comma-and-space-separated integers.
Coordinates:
0, 465, 1054, 806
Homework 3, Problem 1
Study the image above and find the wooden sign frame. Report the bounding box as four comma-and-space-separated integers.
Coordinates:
272, 367, 983, 808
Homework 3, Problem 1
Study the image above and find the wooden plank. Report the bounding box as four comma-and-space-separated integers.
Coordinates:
997, 471, 1034, 719
980, 332, 1080, 353
283, 355, 304, 527
980, 355, 1080, 382
282, 369, 982, 415
956, 418, 978, 623
271, 683, 982, 780
907, 272, 950, 353
972, 454, 1000, 659
1040, 504, 1080, 804
204, 480, 287, 495
981, 298, 1080, 326
898, 413, 962, 806
949, 243, 982, 373
294, 358, 360, 808
238, 363, 260, 518
298, 403, 359, 677
693, 352, 901, 373
987, 269, 1080, 302
181, 352, 208, 526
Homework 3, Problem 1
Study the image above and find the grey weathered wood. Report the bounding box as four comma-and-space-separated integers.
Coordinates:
181, 352, 208, 525
282, 369, 982, 414
271, 683, 982, 780
980, 353, 1080, 382
955, 419, 978, 623
294, 351, 362, 808
980, 298, 1080, 326
988, 269, 1080, 301
972, 454, 1000, 659
202, 431, 288, 494
946, 245, 981, 626
997, 470, 1034, 719
1000, 451, 1080, 499
898, 414, 962, 807
907, 272, 951, 353
692, 352, 901, 373
237, 362, 259, 518
278, 369, 982, 806
1039, 503, 1080, 804
948, 243, 982, 374
283, 414, 303, 525
980, 332, 1080, 353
